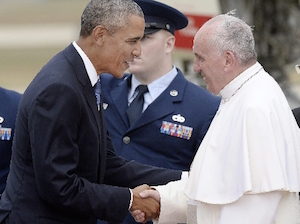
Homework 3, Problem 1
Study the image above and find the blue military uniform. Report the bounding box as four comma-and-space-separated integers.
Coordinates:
0, 87, 21, 194
101, 71, 220, 170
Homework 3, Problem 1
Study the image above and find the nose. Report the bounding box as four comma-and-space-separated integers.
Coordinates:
132, 42, 142, 57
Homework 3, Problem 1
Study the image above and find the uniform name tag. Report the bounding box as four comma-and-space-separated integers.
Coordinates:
160, 121, 193, 140
0, 127, 12, 141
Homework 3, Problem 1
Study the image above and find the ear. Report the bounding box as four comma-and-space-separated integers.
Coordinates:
92, 25, 107, 45
223, 50, 236, 72
165, 35, 175, 54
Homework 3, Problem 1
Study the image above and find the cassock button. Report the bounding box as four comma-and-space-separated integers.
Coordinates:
123, 136, 131, 144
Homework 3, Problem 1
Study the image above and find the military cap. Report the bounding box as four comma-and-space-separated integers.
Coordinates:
134, 0, 188, 35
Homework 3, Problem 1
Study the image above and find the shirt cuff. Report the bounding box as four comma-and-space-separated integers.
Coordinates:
181, 171, 189, 180
128, 188, 133, 210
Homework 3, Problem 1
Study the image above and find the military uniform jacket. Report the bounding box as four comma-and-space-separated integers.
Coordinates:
0, 87, 21, 194
101, 70, 220, 171
0, 44, 181, 224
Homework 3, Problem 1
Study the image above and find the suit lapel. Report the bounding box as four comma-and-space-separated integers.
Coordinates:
64, 44, 102, 135
63, 44, 104, 183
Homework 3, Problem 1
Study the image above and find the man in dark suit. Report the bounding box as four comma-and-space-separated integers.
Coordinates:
0, 1, 182, 223
100, 0, 220, 223
0, 87, 21, 194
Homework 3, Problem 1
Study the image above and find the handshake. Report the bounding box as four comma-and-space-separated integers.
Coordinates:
130, 184, 161, 223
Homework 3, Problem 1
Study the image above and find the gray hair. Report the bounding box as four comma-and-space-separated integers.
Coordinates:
207, 10, 257, 65
80, 0, 144, 37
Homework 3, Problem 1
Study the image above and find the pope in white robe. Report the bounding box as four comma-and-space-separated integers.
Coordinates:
154, 62, 300, 224
134, 12, 300, 224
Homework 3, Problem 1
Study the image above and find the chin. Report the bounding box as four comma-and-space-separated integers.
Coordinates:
109, 70, 124, 79
128, 65, 142, 74
118, 71, 127, 78
129, 60, 142, 69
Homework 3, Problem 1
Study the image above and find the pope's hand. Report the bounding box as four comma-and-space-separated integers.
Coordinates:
140, 188, 160, 202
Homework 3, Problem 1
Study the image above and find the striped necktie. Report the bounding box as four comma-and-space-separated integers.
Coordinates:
94, 78, 101, 111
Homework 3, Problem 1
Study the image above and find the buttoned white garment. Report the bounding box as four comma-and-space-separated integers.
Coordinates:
153, 62, 300, 224
185, 62, 300, 204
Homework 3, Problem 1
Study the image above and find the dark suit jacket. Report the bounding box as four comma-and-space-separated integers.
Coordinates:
0, 87, 21, 194
0, 44, 181, 224
101, 71, 220, 171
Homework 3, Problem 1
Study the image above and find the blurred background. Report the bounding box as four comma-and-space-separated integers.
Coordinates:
1, 0, 300, 108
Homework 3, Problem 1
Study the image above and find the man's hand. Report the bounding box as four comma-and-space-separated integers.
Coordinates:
130, 184, 160, 223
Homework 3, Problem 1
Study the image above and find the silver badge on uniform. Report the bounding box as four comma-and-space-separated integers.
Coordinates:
170, 90, 178, 97
102, 103, 108, 110
172, 114, 185, 123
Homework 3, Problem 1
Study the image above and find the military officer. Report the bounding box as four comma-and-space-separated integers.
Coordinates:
0, 86, 21, 194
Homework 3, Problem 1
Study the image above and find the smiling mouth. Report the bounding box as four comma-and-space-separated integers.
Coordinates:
127, 59, 138, 66
125, 61, 130, 68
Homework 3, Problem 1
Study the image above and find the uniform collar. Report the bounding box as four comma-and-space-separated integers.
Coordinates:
129, 66, 177, 101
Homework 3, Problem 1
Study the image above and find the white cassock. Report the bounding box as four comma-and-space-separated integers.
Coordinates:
154, 62, 300, 224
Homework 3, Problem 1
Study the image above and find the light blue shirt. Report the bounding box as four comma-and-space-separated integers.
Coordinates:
128, 66, 178, 111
